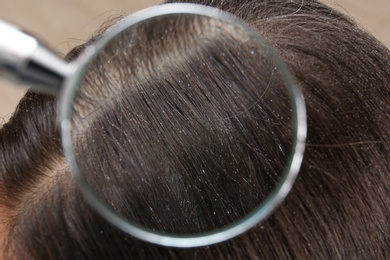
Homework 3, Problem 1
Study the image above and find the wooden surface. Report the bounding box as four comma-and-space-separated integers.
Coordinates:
0, 0, 389, 124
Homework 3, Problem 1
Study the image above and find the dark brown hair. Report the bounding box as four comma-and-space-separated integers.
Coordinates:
71, 13, 296, 234
0, 0, 389, 259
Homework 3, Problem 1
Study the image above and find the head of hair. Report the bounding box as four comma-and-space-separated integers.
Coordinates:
0, 0, 389, 259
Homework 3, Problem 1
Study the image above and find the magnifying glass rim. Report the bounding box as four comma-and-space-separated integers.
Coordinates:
59, 3, 307, 248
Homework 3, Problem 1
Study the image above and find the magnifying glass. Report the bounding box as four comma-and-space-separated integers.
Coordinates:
0, 3, 306, 247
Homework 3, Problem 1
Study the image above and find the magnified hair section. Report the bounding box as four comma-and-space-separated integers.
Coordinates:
71, 14, 294, 234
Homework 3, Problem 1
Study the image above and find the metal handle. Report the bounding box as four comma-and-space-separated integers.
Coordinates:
0, 19, 69, 95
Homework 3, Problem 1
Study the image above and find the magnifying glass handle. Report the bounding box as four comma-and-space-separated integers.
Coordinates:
0, 19, 69, 95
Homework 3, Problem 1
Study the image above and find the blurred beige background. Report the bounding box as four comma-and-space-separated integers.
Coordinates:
0, 0, 389, 125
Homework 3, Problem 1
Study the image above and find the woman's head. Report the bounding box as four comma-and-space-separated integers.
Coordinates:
0, 0, 389, 259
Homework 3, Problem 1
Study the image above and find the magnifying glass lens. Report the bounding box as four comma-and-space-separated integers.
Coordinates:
66, 10, 300, 241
